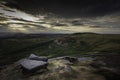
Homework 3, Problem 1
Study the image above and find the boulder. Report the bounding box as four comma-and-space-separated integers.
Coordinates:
91, 60, 106, 68
0, 65, 6, 70
78, 57, 94, 65
17, 59, 47, 72
63, 56, 77, 62
48, 56, 77, 63
78, 57, 94, 62
64, 65, 73, 72
60, 59, 73, 65
28, 54, 48, 62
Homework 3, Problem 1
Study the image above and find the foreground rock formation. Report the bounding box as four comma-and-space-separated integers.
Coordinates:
16, 54, 48, 72
0, 54, 120, 80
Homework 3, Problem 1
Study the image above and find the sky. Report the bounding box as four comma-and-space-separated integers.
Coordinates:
0, 0, 120, 34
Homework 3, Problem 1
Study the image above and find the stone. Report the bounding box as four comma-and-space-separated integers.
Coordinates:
64, 65, 73, 72
48, 56, 77, 63
28, 54, 48, 62
78, 57, 94, 62
17, 59, 47, 72
78, 57, 94, 65
60, 59, 73, 65
91, 60, 106, 68
63, 56, 77, 62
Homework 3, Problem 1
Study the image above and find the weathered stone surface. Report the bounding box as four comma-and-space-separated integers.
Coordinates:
2, 56, 119, 80
28, 54, 48, 62
54, 65, 72, 72
0, 65, 6, 70
78, 57, 94, 62
62, 56, 77, 62
78, 57, 94, 65
17, 59, 47, 71
59, 59, 73, 65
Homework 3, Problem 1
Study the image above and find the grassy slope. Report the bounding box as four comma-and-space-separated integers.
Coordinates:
0, 33, 120, 64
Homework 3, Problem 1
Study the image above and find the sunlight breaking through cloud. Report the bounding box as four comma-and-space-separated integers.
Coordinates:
0, 2, 120, 34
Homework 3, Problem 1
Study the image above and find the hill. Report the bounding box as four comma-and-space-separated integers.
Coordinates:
0, 33, 120, 65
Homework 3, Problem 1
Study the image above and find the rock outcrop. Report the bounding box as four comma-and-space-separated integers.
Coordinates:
16, 54, 48, 72
1, 55, 120, 80
28, 54, 48, 62
17, 59, 47, 72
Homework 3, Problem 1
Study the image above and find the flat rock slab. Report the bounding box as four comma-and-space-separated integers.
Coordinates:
17, 59, 47, 71
78, 57, 94, 62
28, 54, 48, 62
48, 56, 77, 62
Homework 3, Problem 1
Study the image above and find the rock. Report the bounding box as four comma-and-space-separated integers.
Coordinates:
54, 65, 72, 73
0, 64, 6, 70
60, 59, 73, 65
15, 54, 48, 72
78, 57, 94, 62
17, 59, 47, 72
64, 65, 73, 72
48, 56, 77, 63
28, 54, 48, 62
78, 57, 94, 65
55, 65, 65, 71
63, 56, 77, 62
91, 60, 106, 68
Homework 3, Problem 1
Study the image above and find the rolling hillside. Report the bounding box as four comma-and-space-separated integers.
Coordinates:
0, 33, 120, 65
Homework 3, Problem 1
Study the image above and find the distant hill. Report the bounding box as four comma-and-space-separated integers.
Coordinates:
0, 33, 120, 65
0, 32, 65, 39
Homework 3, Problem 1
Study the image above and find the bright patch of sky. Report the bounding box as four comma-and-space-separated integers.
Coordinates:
0, 4, 41, 22
0, 3, 120, 34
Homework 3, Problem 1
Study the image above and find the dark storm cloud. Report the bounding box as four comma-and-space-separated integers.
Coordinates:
5, 0, 120, 17
51, 22, 68, 26
71, 20, 85, 26
0, 24, 10, 32
0, 0, 120, 34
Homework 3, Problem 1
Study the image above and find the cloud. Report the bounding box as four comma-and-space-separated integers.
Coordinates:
4, 0, 120, 17
0, 3, 40, 21
51, 22, 68, 26
0, 1, 120, 34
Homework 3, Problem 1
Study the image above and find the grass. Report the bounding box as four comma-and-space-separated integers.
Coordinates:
0, 33, 120, 64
